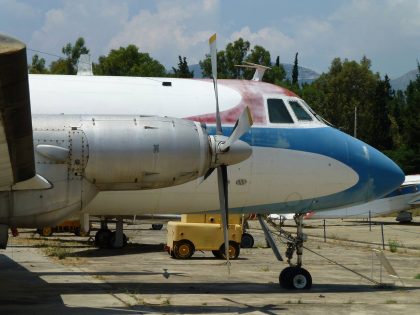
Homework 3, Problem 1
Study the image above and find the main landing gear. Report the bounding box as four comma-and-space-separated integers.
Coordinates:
95, 217, 128, 249
260, 213, 312, 290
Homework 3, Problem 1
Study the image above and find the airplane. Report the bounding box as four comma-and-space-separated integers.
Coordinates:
0, 33, 405, 290
269, 175, 420, 223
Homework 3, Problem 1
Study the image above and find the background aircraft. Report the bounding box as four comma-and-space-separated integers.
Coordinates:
0, 34, 405, 289
269, 175, 420, 224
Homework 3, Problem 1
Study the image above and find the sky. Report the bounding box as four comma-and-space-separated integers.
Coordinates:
0, 0, 419, 78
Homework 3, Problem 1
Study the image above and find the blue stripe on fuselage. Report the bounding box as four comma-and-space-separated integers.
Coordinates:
206, 125, 388, 213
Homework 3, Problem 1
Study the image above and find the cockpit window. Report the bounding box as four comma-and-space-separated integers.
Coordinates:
267, 99, 294, 123
289, 101, 313, 121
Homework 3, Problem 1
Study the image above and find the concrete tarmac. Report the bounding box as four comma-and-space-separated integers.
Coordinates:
1, 217, 420, 314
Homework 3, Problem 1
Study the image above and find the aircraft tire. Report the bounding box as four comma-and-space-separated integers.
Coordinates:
109, 231, 128, 249
241, 233, 254, 248
279, 266, 294, 289
279, 267, 312, 290
95, 229, 112, 248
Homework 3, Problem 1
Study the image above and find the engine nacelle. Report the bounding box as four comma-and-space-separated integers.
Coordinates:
83, 116, 211, 190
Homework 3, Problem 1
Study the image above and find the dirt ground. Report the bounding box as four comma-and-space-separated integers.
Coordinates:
1, 217, 420, 314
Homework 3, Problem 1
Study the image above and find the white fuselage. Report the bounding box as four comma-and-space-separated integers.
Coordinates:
1, 74, 402, 224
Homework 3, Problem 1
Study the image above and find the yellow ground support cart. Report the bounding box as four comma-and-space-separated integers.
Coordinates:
37, 220, 90, 237
166, 214, 243, 259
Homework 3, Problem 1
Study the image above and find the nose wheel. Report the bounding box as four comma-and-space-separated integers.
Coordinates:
279, 266, 312, 290
280, 213, 311, 289
262, 213, 312, 290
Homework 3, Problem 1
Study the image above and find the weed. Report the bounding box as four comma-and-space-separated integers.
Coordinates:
93, 274, 105, 281
43, 246, 70, 260
202, 302, 207, 306
345, 298, 354, 304
388, 239, 400, 253
162, 297, 171, 305
261, 266, 269, 272
386, 300, 397, 304
284, 299, 303, 304
414, 274, 420, 279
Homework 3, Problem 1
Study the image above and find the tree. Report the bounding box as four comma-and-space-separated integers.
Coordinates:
94, 45, 166, 77
199, 38, 287, 84
28, 54, 48, 74
172, 56, 194, 78
397, 62, 420, 173
200, 38, 250, 79
364, 74, 393, 150
50, 37, 89, 74
292, 52, 299, 86
269, 55, 286, 84
301, 57, 379, 143
225, 38, 250, 78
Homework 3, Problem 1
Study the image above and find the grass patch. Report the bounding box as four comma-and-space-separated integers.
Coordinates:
388, 239, 400, 253
43, 245, 71, 260
284, 299, 303, 304
414, 274, 420, 279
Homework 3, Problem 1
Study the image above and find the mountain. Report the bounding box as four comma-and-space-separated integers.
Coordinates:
282, 63, 320, 85
189, 63, 320, 84
390, 69, 419, 91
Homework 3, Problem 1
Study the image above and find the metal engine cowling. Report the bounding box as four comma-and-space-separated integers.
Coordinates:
83, 116, 211, 190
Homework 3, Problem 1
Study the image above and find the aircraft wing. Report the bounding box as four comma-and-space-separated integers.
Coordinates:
0, 34, 50, 190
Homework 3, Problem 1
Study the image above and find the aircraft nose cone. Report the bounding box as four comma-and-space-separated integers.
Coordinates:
367, 145, 405, 199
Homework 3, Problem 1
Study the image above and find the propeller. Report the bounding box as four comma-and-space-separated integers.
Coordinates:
208, 34, 253, 272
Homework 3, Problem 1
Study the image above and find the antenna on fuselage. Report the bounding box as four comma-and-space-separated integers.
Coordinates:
235, 61, 271, 81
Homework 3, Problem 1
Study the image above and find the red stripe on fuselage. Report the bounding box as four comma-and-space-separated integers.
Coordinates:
186, 79, 297, 125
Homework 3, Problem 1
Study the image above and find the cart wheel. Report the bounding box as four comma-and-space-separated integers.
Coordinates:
219, 241, 240, 259
40, 227, 53, 237
151, 224, 163, 230
74, 227, 90, 237
241, 233, 254, 248
173, 240, 194, 259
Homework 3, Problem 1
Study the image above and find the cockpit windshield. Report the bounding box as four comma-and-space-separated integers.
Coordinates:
267, 99, 294, 123
299, 99, 333, 126
289, 101, 313, 121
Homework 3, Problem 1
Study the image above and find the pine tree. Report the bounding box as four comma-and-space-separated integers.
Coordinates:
172, 56, 194, 78
292, 52, 299, 86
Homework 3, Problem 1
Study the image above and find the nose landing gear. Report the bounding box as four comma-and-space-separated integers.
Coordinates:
260, 213, 312, 290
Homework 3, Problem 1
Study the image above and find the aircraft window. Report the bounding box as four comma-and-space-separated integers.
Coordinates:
289, 101, 313, 121
267, 99, 294, 123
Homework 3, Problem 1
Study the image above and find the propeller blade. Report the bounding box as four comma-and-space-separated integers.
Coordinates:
209, 33, 222, 135
219, 106, 253, 152
217, 165, 230, 273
